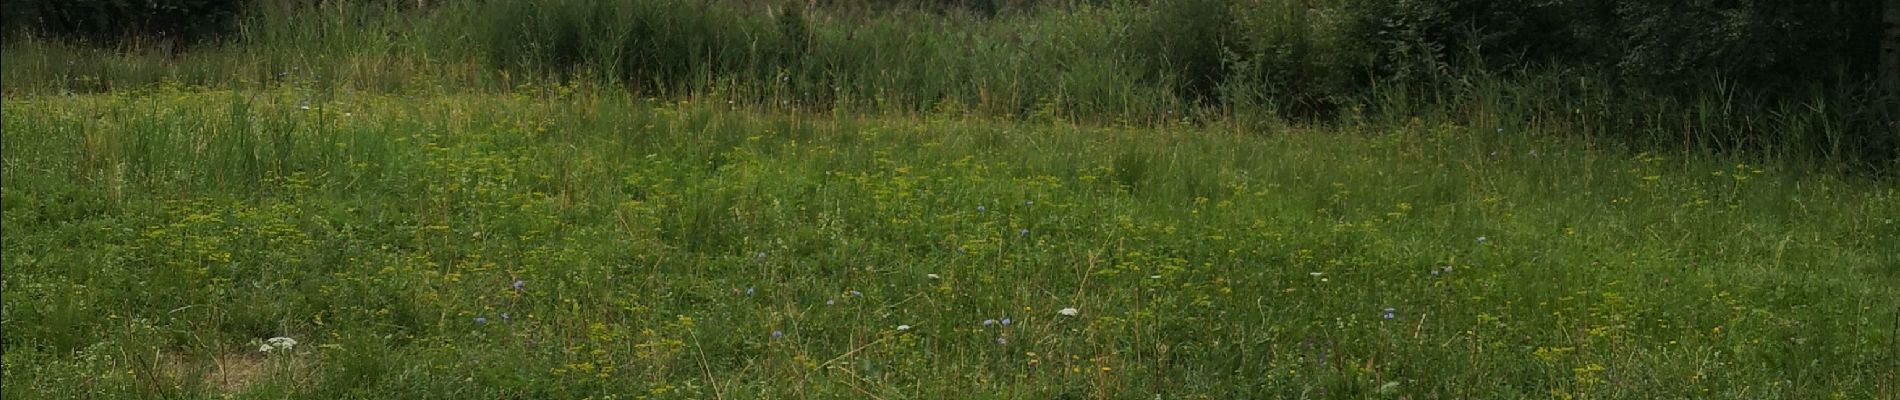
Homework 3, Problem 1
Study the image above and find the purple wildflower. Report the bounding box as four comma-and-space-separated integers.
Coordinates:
1382, 307, 1396, 320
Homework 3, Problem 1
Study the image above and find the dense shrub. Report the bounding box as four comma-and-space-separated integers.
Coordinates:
1221, 2, 1360, 119
2, 0, 1888, 168
777, 4, 813, 66
1129, 0, 1235, 103
814, 0, 1016, 17
1333, 0, 1892, 165
1120, 0, 1891, 164
1601, 1, 1880, 92
1338, 0, 1885, 93
480, 0, 781, 90
1, 0, 251, 46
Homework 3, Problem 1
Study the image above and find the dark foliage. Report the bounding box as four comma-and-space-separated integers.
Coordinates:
1, 0, 251, 46
1131, 0, 1236, 103
1340, 0, 1884, 94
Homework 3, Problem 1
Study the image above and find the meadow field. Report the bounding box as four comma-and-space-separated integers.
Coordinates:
5, 84, 1896, 398
3, 1, 1898, 399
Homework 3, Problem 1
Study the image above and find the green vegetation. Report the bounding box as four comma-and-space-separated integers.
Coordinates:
4, 1, 1893, 168
7, 84, 1898, 399
4, 0, 1898, 398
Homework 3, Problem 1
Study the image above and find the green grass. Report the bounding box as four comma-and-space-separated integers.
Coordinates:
10, 0, 1889, 172
4, 85, 1896, 399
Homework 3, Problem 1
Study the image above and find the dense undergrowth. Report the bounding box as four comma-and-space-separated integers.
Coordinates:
3, 0, 1895, 171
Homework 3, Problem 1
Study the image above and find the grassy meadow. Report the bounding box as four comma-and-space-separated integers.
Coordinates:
4, 84, 1896, 398
4, 1, 1899, 399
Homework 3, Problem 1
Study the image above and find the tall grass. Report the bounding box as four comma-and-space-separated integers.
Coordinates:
5, 2, 1897, 397
5, 85, 1896, 399
1, 0, 1891, 169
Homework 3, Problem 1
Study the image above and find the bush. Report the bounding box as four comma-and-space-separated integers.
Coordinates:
1336, 0, 1884, 93
1222, 2, 1360, 119
777, 4, 813, 66
1331, 0, 1892, 166
1129, 0, 1235, 103
1600, 1, 1880, 92
480, 0, 783, 91
1, 0, 251, 46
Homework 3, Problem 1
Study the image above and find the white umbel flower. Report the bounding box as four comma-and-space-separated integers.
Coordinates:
1057, 308, 1080, 317
259, 336, 298, 353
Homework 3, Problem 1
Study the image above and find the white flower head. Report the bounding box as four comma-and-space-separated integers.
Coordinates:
896, 324, 912, 331
260, 336, 298, 353
926, 274, 940, 280
1057, 308, 1080, 317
